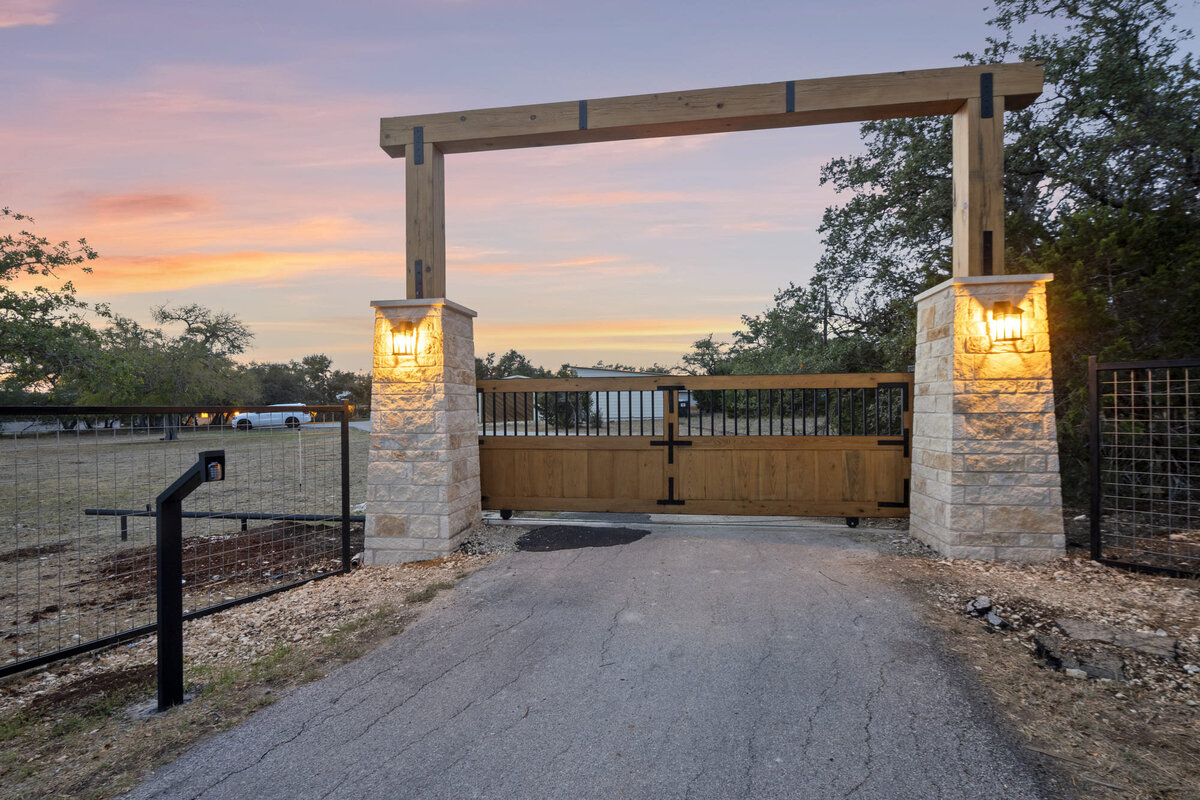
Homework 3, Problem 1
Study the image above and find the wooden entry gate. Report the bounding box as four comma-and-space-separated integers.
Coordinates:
477, 373, 912, 519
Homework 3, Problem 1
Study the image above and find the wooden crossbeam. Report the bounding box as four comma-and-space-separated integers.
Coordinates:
383, 62, 1044, 296
380, 62, 1042, 157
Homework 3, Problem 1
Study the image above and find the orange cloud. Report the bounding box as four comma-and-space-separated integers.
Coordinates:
67, 250, 395, 295
82, 192, 214, 221
0, 0, 57, 27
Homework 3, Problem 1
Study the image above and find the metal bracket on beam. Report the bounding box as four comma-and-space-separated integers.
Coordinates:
578, 100, 588, 130
786, 81, 795, 113
980, 73, 994, 119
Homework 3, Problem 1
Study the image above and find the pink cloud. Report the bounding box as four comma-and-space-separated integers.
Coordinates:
0, 0, 57, 28
81, 192, 214, 221
543, 190, 694, 208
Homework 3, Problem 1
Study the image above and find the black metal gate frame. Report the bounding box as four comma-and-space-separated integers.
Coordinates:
1089, 356, 1200, 577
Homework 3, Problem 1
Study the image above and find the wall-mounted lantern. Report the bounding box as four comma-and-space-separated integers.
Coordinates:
988, 301, 1023, 343
391, 321, 418, 356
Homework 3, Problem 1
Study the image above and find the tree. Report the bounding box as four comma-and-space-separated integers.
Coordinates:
711, 0, 1200, 497
475, 349, 555, 379
681, 335, 734, 376
243, 355, 371, 407
0, 208, 101, 402
75, 304, 255, 438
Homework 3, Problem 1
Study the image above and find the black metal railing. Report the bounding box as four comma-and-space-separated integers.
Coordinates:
1089, 357, 1200, 576
0, 404, 365, 678
477, 381, 908, 439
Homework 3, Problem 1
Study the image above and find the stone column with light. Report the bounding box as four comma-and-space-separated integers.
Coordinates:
909, 274, 1065, 561
365, 298, 481, 564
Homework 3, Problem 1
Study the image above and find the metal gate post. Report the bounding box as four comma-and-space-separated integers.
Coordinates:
156, 450, 225, 711
1088, 356, 1102, 561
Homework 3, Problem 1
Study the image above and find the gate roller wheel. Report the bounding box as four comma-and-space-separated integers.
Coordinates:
845, 517, 859, 528
500, 509, 514, 520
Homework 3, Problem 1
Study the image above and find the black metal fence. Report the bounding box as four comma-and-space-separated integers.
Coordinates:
478, 384, 908, 438
0, 405, 366, 678
1090, 357, 1200, 576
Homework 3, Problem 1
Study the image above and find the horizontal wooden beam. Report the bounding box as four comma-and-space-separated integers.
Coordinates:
381, 63, 1042, 157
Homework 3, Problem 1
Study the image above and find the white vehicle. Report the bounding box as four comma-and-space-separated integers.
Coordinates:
229, 404, 312, 431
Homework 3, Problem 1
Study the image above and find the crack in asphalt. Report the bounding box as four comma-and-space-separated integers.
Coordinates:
182, 600, 539, 800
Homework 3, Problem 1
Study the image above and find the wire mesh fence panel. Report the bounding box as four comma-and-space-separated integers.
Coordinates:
0, 405, 366, 676
1090, 358, 1200, 576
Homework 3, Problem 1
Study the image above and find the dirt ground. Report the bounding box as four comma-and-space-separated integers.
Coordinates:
1, 518, 1197, 799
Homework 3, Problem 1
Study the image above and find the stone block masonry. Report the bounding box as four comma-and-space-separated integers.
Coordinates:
365, 299, 481, 564
910, 275, 1065, 562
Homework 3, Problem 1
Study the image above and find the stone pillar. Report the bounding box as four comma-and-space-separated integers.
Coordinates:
910, 274, 1065, 562
365, 299, 481, 564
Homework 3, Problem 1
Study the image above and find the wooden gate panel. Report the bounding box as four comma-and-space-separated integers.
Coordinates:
480, 438, 666, 512
478, 373, 911, 518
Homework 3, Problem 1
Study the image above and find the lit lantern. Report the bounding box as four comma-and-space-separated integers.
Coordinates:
989, 301, 1023, 343
391, 321, 418, 356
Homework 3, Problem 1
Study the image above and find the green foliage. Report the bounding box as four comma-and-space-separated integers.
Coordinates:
585, 360, 673, 374
475, 349, 553, 379
0, 208, 101, 401
243, 354, 370, 407
74, 304, 255, 406
686, 0, 1200, 498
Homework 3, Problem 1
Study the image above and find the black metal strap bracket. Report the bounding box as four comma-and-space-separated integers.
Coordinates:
785, 80, 795, 113
413, 126, 425, 164
650, 423, 692, 464
980, 72, 994, 118
579, 100, 588, 130
877, 479, 911, 509
657, 477, 685, 506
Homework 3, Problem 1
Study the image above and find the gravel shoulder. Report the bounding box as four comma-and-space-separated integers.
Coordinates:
854, 526, 1200, 800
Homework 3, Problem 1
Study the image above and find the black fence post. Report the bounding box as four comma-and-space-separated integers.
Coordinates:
341, 402, 352, 572
1088, 356, 1102, 562
156, 450, 225, 712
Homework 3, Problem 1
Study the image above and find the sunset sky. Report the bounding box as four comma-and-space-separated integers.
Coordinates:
7, 0, 1195, 373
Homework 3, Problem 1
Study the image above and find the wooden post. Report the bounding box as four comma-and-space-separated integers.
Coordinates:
405, 137, 445, 299
951, 93, 1005, 277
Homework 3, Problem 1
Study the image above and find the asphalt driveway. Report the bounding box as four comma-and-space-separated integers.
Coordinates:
123, 522, 1055, 800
